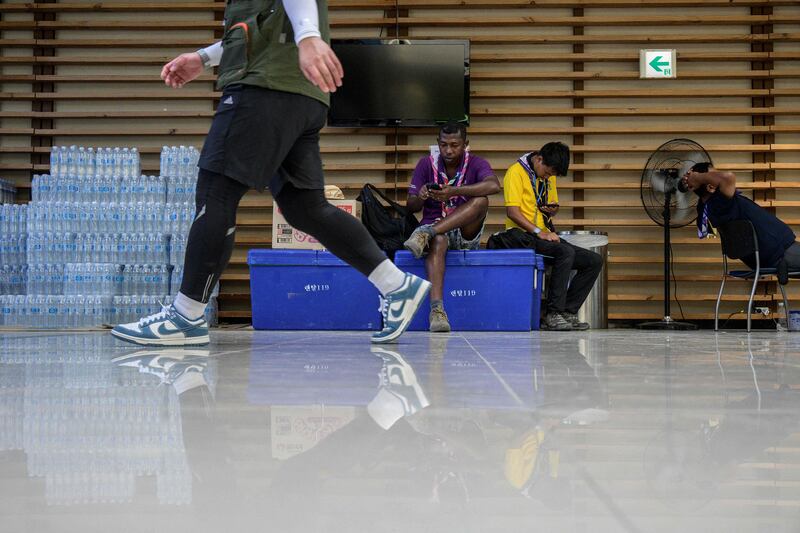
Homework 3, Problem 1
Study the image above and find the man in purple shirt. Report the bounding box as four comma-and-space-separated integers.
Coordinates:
403, 122, 500, 332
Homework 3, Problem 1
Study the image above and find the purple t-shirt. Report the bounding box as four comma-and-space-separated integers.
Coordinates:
409, 153, 494, 225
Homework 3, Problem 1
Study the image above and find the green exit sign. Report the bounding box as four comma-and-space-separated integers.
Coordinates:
640, 50, 677, 79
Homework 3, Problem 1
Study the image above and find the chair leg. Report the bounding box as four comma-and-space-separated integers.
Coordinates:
780, 284, 791, 331
747, 275, 759, 333
715, 275, 727, 331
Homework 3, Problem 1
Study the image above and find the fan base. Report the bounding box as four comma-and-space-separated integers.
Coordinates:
637, 318, 698, 331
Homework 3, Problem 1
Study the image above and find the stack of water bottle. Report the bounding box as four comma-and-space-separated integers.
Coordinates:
0, 204, 28, 296
0, 178, 16, 204
0, 145, 210, 329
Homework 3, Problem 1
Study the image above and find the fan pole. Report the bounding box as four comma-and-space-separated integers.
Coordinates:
638, 188, 698, 330
663, 190, 671, 319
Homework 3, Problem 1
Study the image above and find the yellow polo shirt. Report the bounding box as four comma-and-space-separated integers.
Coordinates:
503, 162, 559, 231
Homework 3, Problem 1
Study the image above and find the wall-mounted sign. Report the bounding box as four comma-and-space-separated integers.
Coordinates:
640, 49, 677, 79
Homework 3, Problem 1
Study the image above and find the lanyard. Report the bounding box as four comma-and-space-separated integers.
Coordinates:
430, 151, 470, 219
518, 152, 549, 205
430, 150, 470, 188
518, 153, 554, 230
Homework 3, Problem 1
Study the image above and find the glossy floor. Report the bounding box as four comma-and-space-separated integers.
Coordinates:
1, 330, 799, 533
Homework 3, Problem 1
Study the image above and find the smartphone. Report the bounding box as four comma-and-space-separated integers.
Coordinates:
428, 183, 441, 190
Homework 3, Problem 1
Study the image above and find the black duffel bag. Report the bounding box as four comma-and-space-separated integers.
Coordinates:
357, 183, 419, 255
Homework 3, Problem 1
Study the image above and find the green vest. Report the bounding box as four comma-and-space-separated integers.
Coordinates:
217, 0, 330, 106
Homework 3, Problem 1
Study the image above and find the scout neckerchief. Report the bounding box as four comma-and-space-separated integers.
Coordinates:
696, 201, 711, 238
430, 149, 470, 219
518, 153, 555, 232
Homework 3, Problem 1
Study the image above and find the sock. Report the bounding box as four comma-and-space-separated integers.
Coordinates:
368, 259, 407, 296
420, 225, 436, 238
431, 299, 443, 310
173, 292, 207, 321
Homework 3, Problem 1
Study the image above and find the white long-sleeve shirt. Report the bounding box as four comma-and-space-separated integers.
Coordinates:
199, 0, 320, 67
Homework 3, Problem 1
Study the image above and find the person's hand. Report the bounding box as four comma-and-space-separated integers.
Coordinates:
683, 171, 704, 191
161, 52, 205, 89
298, 37, 343, 93
537, 231, 560, 242
418, 184, 431, 201
540, 203, 559, 216
428, 184, 453, 202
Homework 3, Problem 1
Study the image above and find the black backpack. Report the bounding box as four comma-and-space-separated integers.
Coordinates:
357, 183, 419, 255
486, 227, 537, 250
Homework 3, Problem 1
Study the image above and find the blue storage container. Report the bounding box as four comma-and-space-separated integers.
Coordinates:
394, 249, 544, 331
248, 249, 381, 330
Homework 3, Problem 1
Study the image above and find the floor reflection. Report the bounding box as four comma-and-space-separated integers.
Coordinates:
1, 331, 799, 532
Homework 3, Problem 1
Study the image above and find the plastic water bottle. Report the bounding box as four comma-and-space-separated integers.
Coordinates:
160, 146, 169, 178
121, 147, 130, 178
50, 147, 61, 177
65, 145, 76, 176
86, 147, 96, 178
104, 147, 114, 178
777, 302, 787, 331
76, 147, 87, 178
95, 147, 105, 179
131, 147, 140, 178
109, 147, 119, 177
169, 147, 179, 178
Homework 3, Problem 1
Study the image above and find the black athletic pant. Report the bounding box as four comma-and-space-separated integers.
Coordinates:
534, 239, 603, 315
180, 169, 386, 303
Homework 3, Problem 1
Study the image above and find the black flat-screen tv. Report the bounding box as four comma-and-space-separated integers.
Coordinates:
328, 39, 470, 127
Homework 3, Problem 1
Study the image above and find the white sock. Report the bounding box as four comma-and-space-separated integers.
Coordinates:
368, 259, 407, 296
172, 292, 207, 321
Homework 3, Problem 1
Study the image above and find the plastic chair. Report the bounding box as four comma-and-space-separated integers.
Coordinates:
714, 220, 800, 331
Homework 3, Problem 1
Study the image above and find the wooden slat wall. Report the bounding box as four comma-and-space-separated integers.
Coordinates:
2, 1, 799, 323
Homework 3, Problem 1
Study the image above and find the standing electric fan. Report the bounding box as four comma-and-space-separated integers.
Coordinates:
638, 139, 713, 330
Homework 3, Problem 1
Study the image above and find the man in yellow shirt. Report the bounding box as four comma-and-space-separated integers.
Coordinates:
491, 142, 602, 331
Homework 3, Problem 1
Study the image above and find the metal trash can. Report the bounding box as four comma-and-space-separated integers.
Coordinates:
557, 230, 609, 329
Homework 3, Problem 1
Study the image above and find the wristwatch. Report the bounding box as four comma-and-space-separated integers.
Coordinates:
196, 48, 212, 70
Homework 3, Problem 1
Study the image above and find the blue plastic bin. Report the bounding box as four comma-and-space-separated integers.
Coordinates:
248, 249, 381, 330
394, 249, 544, 331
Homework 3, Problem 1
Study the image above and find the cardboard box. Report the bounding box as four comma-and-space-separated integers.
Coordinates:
271, 200, 359, 250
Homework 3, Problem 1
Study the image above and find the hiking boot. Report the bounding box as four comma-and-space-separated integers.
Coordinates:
541, 312, 573, 331
429, 306, 451, 333
561, 312, 590, 331
404, 227, 432, 259
372, 273, 431, 344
